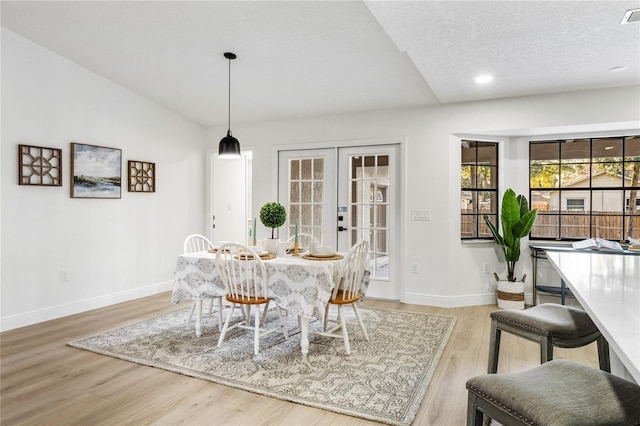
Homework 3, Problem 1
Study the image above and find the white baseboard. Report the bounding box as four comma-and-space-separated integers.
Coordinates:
402, 292, 534, 308
0, 281, 173, 332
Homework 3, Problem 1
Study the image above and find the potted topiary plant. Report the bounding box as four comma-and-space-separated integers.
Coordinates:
259, 202, 287, 254
483, 188, 538, 310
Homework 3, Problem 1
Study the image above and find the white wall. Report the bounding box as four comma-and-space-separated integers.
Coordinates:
1, 29, 208, 330
207, 86, 640, 307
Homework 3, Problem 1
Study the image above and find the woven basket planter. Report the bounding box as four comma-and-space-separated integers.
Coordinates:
495, 275, 525, 310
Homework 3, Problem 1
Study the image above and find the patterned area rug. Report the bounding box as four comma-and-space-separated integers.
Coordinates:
68, 306, 456, 425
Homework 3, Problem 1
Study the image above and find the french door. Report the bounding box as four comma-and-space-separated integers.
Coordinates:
278, 144, 401, 300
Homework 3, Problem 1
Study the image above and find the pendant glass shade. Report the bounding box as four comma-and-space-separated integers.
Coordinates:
218, 130, 241, 159
218, 51, 240, 159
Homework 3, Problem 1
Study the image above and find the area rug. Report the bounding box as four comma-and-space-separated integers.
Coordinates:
68, 306, 456, 425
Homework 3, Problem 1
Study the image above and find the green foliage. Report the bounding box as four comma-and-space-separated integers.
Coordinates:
483, 189, 538, 282
260, 202, 287, 239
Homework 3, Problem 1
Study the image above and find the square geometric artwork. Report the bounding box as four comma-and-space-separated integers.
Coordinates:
18, 144, 62, 186
128, 160, 156, 193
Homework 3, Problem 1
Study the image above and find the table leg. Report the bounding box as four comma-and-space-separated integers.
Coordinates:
195, 298, 203, 337
299, 316, 310, 358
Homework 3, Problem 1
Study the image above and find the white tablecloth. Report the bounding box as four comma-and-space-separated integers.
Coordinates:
172, 251, 344, 320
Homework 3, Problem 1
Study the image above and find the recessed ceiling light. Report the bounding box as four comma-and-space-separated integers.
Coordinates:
475, 75, 493, 84
605, 146, 615, 150
609, 66, 628, 72
620, 8, 640, 24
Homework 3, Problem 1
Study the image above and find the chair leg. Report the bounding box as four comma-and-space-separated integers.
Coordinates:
276, 306, 289, 340
253, 305, 260, 356
261, 300, 270, 324
352, 302, 369, 340
323, 303, 330, 332
216, 297, 223, 331
217, 302, 236, 348
466, 392, 484, 426
596, 334, 611, 372
338, 305, 350, 355
186, 302, 196, 326
208, 298, 214, 315
540, 336, 553, 363
487, 320, 501, 374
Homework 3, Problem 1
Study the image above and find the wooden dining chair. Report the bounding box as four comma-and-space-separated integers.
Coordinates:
310, 240, 370, 355
216, 242, 289, 355
183, 234, 224, 331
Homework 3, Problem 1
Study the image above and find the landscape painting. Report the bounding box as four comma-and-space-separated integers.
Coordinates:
70, 143, 122, 198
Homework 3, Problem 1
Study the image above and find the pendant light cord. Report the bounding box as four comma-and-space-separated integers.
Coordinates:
227, 56, 231, 133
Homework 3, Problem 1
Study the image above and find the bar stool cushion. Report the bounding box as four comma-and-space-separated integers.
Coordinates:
490, 303, 597, 339
467, 360, 640, 425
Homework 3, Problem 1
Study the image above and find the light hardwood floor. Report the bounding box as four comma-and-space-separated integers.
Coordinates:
1, 293, 598, 425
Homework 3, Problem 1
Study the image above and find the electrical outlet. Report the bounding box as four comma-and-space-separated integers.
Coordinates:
482, 263, 490, 274
411, 263, 419, 274
60, 270, 69, 282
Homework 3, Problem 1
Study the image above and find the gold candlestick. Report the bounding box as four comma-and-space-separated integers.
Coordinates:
293, 241, 300, 256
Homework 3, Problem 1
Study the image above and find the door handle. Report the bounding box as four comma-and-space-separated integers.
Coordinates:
338, 226, 348, 232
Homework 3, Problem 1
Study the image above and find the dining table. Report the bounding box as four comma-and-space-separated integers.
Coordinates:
171, 249, 347, 357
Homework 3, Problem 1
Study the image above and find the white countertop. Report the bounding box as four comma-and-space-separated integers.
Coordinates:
546, 251, 640, 382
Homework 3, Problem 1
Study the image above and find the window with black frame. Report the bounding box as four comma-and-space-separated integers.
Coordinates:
461, 140, 498, 239
529, 135, 640, 241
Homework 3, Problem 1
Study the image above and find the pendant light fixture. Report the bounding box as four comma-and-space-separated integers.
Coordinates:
218, 52, 241, 159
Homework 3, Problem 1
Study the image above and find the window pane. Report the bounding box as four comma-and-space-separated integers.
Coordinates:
477, 144, 497, 166
313, 158, 324, 179
625, 162, 640, 187
290, 182, 300, 202
591, 190, 623, 213
461, 142, 477, 164
530, 140, 559, 162
313, 182, 323, 202
625, 136, 640, 161
461, 165, 474, 189
531, 190, 551, 212
479, 215, 495, 238
626, 215, 640, 240
561, 139, 590, 163
560, 214, 590, 239
290, 160, 300, 180
313, 205, 322, 226
477, 165, 497, 189
461, 191, 474, 213
530, 164, 559, 188
531, 213, 558, 239
477, 191, 496, 214
592, 163, 623, 188
560, 164, 590, 187
301, 159, 312, 180
592, 215, 623, 240
461, 215, 476, 238
593, 137, 623, 162
301, 182, 312, 202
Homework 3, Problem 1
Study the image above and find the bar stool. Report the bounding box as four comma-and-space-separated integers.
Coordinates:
488, 303, 610, 374
467, 360, 640, 425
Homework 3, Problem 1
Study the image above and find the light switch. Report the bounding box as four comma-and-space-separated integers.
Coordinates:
411, 210, 430, 221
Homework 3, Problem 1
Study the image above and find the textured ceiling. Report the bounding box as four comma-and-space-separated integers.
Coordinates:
2, 1, 639, 128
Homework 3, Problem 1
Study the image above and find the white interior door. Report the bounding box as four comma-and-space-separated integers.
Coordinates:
278, 149, 337, 248
207, 150, 253, 245
338, 145, 400, 300
278, 144, 401, 300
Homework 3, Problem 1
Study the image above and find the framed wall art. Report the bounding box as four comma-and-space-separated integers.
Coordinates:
19, 144, 63, 186
128, 160, 156, 193
70, 143, 122, 199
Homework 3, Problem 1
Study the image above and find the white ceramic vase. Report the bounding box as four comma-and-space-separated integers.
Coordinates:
261, 238, 280, 255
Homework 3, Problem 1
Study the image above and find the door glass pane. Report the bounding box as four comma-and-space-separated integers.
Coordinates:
349, 154, 390, 279
288, 157, 324, 243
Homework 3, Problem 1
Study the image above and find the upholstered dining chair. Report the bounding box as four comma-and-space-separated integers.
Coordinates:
183, 234, 224, 331
216, 242, 289, 355
310, 240, 370, 355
